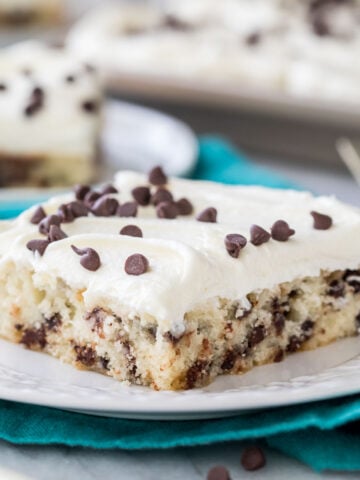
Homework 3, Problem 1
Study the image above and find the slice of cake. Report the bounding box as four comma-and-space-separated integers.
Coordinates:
0, 167, 360, 390
0, 0, 62, 27
0, 41, 102, 187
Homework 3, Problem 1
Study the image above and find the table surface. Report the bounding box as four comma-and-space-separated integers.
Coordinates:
1, 158, 359, 480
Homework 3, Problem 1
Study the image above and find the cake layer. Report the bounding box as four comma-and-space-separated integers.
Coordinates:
0, 169, 360, 389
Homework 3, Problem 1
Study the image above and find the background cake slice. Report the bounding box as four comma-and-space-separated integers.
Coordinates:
0, 169, 360, 390
0, 41, 102, 187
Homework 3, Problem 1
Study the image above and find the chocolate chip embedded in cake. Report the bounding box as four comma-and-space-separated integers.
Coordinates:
0, 40, 102, 187
1, 169, 360, 391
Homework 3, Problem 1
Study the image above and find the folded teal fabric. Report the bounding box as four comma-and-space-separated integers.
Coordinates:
1, 136, 359, 472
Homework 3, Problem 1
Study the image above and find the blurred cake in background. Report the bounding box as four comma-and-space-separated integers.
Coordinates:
0, 0, 62, 27
0, 41, 102, 187
67, 0, 360, 104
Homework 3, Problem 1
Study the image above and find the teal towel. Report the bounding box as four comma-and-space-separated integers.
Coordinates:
0, 137, 359, 472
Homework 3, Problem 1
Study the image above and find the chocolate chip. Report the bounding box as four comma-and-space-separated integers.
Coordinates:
246, 32, 261, 46
71, 245, 101, 272
224, 234, 247, 258
20, 326, 46, 349
156, 201, 178, 219
274, 349, 284, 363
176, 198, 193, 215
74, 184, 91, 201
120, 225, 143, 238
38, 215, 61, 235
68, 201, 89, 218
91, 196, 119, 216
84, 190, 101, 206
148, 165, 167, 185
57, 204, 74, 223
221, 350, 237, 372
117, 202, 138, 218
163, 14, 193, 31
100, 183, 118, 195
48, 225, 67, 242
250, 224, 271, 246
301, 319, 315, 332
26, 239, 50, 256
286, 335, 302, 353
186, 359, 208, 389
196, 207, 217, 223
132, 186, 151, 206
124, 254, 149, 275
65, 74, 76, 84
24, 86, 45, 117
45, 313, 62, 332
74, 345, 96, 366
82, 100, 99, 114
30, 206, 46, 224
327, 279, 345, 298
84, 63, 97, 74
311, 211, 332, 230
207, 465, 231, 480
0, 83, 7, 91
343, 269, 360, 293
273, 312, 285, 335
271, 220, 295, 241
241, 446, 266, 471
151, 188, 173, 206
248, 325, 266, 347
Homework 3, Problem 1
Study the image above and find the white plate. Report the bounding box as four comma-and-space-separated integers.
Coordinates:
1, 337, 360, 420
0, 99, 198, 218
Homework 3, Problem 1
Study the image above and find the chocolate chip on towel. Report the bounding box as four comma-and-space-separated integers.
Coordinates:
124, 254, 149, 275
225, 234, 247, 258
207, 465, 231, 480
271, 220, 295, 241
148, 166, 167, 186
311, 211, 332, 230
120, 225, 143, 238
196, 207, 217, 223
250, 225, 271, 246
241, 446, 266, 471
71, 245, 101, 271
26, 239, 50, 256
30, 206, 46, 225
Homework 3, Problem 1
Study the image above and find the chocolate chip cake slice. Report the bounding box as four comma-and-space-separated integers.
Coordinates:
1, 167, 360, 390
0, 41, 102, 187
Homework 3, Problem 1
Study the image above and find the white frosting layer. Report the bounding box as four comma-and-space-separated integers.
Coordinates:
1, 170, 360, 336
0, 41, 102, 157
67, 0, 360, 103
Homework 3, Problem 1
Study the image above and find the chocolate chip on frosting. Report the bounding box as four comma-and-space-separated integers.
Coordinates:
117, 202, 138, 218
68, 201, 89, 218
148, 166, 167, 186
38, 214, 61, 235
131, 186, 151, 206
100, 184, 118, 195
271, 220, 295, 242
91, 196, 119, 217
71, 245, 101, 271
74, 184, 91, 201
81, 100, 99, 114
124, 254, 149, 275
176, 198, 193, 216
84, 190, 101, 207
65, 74, 76, 84
311, 211, 332, 230
48, 225, 67, 243
26, 239, 50, 256
120, 225, 143, 238
30, 206, 46, 225
250, 225, 271, 246
151, 188, 173, 206
196, 207, 217, 223
225, 234, 247, 258
24, 86, 45, 117
156, 201, 178, 219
